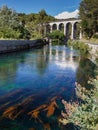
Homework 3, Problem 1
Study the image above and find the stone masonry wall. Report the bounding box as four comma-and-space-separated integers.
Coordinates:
0, 39, 46, 54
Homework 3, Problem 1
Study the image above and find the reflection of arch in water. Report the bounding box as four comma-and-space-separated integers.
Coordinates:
48, 46, 79, 71
36, 46, 49, 75
62, 49, 66, 61
54, 50, 79, 72
70, 50, 74, 63
55, 46, 59, 60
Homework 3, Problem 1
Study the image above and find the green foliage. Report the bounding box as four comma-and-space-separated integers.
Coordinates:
62, 40, 98, 129
67, 40, 90, 54
0, 5, 55, 39
18, 9, 55, 39
0, 5, 31, 39
48, 30, 65, 40
37, 9, 55, 24
60, 55, 98, 130
35, 9, 55, 37
19, 8, 55, 39
93, 34, 98, 39
60, 71, 98, 130
79, 0, 98, 38
69, 78, 98, 130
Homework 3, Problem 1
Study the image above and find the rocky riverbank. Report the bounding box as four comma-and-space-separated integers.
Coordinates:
0, 39, 47, 54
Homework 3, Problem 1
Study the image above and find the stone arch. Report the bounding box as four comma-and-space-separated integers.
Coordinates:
59, 23, 64, 32
46, 24, 51, 34
66, 22, 72, 39
47, 19, 81, 39
52, 24, 57, 31
73, 22, 80, 39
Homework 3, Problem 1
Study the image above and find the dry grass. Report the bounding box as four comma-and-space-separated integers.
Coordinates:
80, 38, 98, 44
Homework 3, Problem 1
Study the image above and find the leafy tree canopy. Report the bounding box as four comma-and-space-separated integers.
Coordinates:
79, 0, 98, 38
0, 5, 56, 39
0, 5, 30, 39
48, 30, 65, 40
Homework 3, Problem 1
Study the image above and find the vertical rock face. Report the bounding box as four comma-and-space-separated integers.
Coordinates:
87, 43, 98, 57
86, 43, 98, 64
0, 39, 46, 54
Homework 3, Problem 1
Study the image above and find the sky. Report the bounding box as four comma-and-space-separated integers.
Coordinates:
0, 0, 82, 18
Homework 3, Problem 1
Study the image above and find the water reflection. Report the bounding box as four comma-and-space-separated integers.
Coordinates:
0, 45, 94, 130
49, 45, 79, 72
36, 46, 49, 75
76, 56, 97, 89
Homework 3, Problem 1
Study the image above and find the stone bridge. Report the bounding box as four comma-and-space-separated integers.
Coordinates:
45, 19, 82, 40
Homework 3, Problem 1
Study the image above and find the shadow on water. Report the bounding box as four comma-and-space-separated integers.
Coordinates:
0, 43, 96, 130
76, 56, 97, 90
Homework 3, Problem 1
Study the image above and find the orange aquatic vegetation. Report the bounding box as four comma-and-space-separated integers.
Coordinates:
28, 104, 48, 114
44, 100, 58, 117
28, 104, 48, 120
0, 95, 33, 112
2, 105, 24, 120
2, 95, 34, 120
29, 110, 40, 119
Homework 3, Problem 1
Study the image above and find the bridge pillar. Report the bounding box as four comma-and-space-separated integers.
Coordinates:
48, 20, 81, 38
64, 24, 66, 35
79, 27, 82, 39
57, 24, 59, 30
50, 25, 52, 33
71, 23, 74, 40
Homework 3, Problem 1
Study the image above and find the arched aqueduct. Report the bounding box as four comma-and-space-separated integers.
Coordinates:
45, 19, 82, 40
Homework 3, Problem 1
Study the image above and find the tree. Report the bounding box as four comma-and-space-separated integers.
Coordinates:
0, 5, 31, 39
18, 9, 55, 39
26, 21, 42, 39
48, 30, 65, 41
36, 9, 55, 37
79, 0, 98, 38
0, 5, 55, 39
0, 5, 19, 38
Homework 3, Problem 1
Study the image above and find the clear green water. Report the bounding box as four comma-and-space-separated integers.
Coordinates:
0, 45, 96, 130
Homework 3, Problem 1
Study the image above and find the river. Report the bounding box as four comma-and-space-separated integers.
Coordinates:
0, 44, 96, 130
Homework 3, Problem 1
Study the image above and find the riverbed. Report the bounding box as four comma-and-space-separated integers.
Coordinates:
0, 44, 96, 130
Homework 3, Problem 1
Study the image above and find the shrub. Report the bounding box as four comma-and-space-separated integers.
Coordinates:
93, 34, 98, 39
48, 30, 65, 41
67, 40, 90, 55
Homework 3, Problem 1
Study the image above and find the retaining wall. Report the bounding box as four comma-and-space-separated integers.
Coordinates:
0, 39, 46, 54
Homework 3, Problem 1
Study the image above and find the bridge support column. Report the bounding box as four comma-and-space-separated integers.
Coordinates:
64, 24, 66, 35
50, 25, 52, 33
79, 27, 82, 39
71, 23, 74, 40
57, 24, 59, 30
